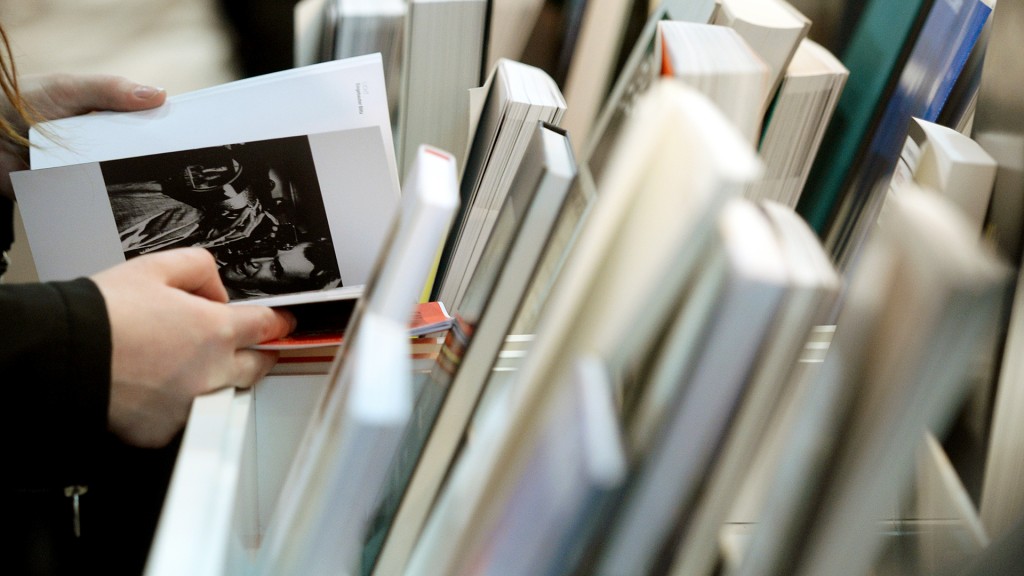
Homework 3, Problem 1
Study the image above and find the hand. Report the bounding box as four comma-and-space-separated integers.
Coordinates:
1, 73, 166, 199
91, 248, 296, 448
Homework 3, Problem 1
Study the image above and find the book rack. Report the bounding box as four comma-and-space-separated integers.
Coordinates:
144, 0, 1024, 574
144, 370, 990, 576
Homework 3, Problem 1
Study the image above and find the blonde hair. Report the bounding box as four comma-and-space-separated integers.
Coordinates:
0, 23, 36, 147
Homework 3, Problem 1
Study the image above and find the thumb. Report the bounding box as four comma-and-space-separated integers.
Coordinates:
148, 248, 230, 303
42, 74, 166, 117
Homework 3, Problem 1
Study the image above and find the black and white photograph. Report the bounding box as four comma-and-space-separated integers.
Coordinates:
100, 135, 342, 300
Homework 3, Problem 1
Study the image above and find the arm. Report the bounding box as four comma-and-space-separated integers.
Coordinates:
2, 248, 294, 488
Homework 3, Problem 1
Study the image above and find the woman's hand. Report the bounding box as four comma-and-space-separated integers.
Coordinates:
1, 73, 166, 198
92, 248, 295, 448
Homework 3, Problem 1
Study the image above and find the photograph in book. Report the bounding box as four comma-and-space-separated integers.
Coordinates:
13, 126, 398, 304
100, 135, 339, 300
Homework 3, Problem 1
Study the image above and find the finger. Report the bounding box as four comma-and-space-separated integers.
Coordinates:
232, 349, 281, 389
147, 248, 230, 303
229, 305, 297, 348
41, 74, 166, 116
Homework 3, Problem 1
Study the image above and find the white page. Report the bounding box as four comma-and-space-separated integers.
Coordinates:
29, 53, 399, 203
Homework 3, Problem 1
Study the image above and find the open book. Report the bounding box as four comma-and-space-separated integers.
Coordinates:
14, 54, 401, 312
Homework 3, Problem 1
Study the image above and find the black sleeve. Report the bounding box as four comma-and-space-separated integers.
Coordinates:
1, 278, 113, 489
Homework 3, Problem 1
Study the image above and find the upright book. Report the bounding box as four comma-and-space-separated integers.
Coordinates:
396, 0, 487, 177
889, 116, 997, 233
432, 58, 566, 311
558, 0, 641, 158
258, 144, 459, 575
656, 20, 771, 144
823, 0, 994, 271
404, 79, 761, 576
732, 184, 1010, 576
979, 258, 1024, 540
746, 38, 848, 208
364, 123, 577, 576
712, 0, 810, 115
794, 0, 936, 237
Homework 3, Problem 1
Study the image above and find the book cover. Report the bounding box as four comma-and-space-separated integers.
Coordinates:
795, 0, 934, 235
824, 0, 993, 270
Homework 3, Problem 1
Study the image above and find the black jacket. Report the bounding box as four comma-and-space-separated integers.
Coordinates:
2, 197, 176, 575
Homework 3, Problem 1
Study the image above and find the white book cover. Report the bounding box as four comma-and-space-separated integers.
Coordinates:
468, 354, 627, 576
748, 38, 848, 208
29, 54, 398, 176
260, 145, 459, 575
256, 311, 414, 576
713, 0, 810, 113
595, 198, 789, 576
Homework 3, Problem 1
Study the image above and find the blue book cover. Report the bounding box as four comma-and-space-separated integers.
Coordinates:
821, 0, 993, 267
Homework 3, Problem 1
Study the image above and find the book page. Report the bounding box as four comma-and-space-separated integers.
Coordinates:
14, 127, 398, 303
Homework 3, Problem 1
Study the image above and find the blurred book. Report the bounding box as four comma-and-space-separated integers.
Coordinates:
584, 0, 719, 184
486, 0, 548, 72
889, 117, 997, 233
397, 0, 487, 177
794, 0, 936, 237
432, 58, 566, 310
593, 198, 792, 576
465, 355, 628, 576
746, 39, 848, 208
664, 200, 840, 576
802, 0, 994, 272
404, 78, 761, 576
363, 122, 577, 576
980, 259, 1024, 541
731, 184, 1010, 576
257, 309, 415, 576
712, 0, 810, 115
558, 0, 642, 158
656, 20, 771, 144
258, 144, 459, 575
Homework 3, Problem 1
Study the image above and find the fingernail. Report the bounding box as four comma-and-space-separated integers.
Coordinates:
132, 85, 165, 99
